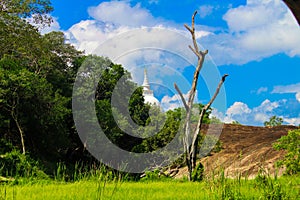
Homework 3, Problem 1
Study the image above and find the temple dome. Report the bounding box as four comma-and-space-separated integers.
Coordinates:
144, 95, 160, 106
142, 69, 160, 106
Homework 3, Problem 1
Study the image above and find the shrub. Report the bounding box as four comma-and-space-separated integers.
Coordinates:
191, 162, 204, 182
273, 129, 300, 175
264, 116, 283, 127
0, 149, 48, 179
0, 139, 14, 155
255, 171, 288, 199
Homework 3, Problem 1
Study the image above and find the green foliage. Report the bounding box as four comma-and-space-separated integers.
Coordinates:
0, 0, 82, 169
0, 0, 53, 25
191, 162, 204, 182
254, 171, 288, 199
0, 60, 71, 157
273, 129, 300, 175
140, 169, 171, 182
264, 116, 283, 127
231, 120, 241, 125
210, 170, 245, 200
132, 107, 182, 153
0, 139, 14, 155
191, 103, 212, 124
0, 175, 300, 199
0, 150, 48, 179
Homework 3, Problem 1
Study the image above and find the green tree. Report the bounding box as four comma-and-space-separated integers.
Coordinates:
0, 59, 70, 156
264, 116, 283, 127
0, 0, 53, 25
0, 0, 82, 162
232, 120, 241, 125
273, 129, 300, 175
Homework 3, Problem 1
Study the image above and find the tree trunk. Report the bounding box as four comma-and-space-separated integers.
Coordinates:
175, 11, 228, 181
11, 112, 26, 154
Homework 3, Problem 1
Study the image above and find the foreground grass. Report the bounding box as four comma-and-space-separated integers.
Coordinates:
0, 176, 299, 200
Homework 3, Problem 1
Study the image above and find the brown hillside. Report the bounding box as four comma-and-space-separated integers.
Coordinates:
175, 124, 298, 179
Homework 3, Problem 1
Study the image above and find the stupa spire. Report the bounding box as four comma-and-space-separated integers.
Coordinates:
141, 68, 159, 106
142, 68, 150, 90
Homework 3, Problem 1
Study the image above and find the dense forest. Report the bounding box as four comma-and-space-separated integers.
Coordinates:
0, 0, 218, 180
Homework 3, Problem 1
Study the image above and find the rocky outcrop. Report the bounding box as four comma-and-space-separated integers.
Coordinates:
175, 124, 298, 179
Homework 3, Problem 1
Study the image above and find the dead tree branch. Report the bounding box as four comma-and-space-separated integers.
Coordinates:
175, 11, 228, 181
174, 83, 189, 111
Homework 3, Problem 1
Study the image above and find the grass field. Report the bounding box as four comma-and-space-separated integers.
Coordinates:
1, 175, 299, 200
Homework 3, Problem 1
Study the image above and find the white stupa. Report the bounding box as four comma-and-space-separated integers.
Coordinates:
142, 69, 160, 106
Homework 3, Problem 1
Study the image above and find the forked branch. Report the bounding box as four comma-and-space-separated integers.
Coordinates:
175, 10, 229, 180
190, 74, 229, 158
174, 83, 189, 111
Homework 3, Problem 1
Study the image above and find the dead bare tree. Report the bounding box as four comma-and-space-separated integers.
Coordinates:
174, 11, 228, 181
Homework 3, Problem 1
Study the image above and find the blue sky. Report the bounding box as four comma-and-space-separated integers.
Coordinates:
47, 0, 300, 126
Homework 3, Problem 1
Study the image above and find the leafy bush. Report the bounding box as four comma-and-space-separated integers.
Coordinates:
255, 171, 288, 199
0, 149, 48, 179
191, 162, 204, 182
264, 116, 283, 127
140, 169, 171, 181
273, 129, 300, 175
0, 139, 14, 155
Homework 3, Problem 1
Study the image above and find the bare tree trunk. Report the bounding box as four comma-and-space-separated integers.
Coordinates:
11, 112, 26, 154
175, 11, 228, 181
8, 90, 26, 154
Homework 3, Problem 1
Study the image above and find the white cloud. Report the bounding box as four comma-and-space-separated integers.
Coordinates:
65, 1, 211, 68
161, 94, 183, 111
66, 20, 132, 53
88, 1, 159, 27
272, 82, 300, 102
198, 5, 214, 18
64, 0, 300, 67
211, 98, 300, 126
161, 90, 198, 111
257, 87, 268, 95
253, 99, 280, 112
226, 102, 251, 116
254, 113, 269, 122
27, 15, 61, 35
297, 93, 300, 102
284, 117, 300, 125
201, 0, 300, 65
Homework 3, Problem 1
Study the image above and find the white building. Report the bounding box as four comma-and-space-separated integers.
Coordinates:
142, 69, 160, 106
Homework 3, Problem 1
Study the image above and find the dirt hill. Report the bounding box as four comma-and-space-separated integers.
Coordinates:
175, 124, 298, 179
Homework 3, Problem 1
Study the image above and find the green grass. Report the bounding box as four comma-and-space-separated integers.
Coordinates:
0, 175, 299, 200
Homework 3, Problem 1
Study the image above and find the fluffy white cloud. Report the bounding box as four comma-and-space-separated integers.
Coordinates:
211, 98, 300, 126
88, 1, 160, 27
272, 82, 300, 102
201, 0, 300, 65
64, 0, 300, 67
65, 1, 210, 68
226, 102, 251, 116
66, 20, 132, 53
284, 117, 300, 125
161, 90, 199, 111
161, 94, 183, 111
253, 99, 280, 112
